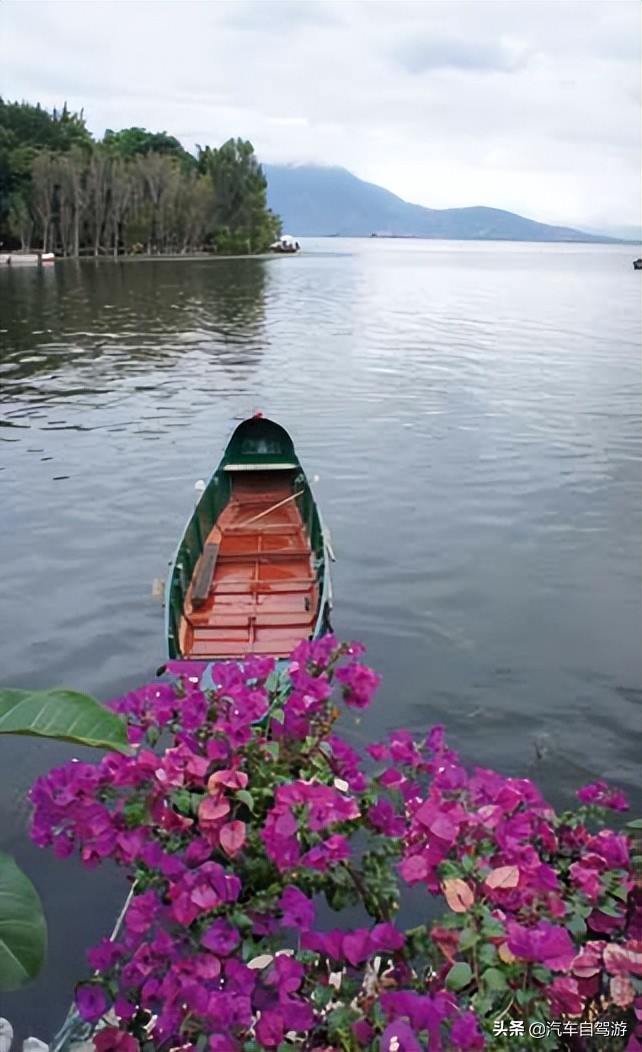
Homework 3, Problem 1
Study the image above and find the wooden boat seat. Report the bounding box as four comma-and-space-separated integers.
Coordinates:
224, 463, 299, 472
211, 578, 316, 595
217, 549, 311, 562
207, 611, 314, 629
191, 543, 219, 609
188, 629, 315, 659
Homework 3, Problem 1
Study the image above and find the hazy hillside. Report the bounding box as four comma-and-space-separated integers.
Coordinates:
263, 164, 619, 243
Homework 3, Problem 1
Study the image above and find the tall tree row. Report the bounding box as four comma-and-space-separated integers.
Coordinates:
0, 100, 281, 255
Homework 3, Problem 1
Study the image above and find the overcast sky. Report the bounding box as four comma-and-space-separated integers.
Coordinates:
2, 0, 640, 231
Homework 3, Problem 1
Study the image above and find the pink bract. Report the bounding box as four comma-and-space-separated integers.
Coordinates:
27, 639, 637, 1050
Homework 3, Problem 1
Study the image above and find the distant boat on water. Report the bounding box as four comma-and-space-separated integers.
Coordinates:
269, 234, 300, 254
633, 258, 642, 270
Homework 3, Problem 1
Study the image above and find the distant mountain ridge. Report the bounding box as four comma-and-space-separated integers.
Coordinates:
263, 164, 620, 243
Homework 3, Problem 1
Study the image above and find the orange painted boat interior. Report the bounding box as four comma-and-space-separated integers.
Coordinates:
179, 471, 319, 659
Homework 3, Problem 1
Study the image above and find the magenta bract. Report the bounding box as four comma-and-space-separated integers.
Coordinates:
28, 639, 637, 1050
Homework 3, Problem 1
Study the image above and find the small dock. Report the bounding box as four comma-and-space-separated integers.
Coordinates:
0, 251, 55, 266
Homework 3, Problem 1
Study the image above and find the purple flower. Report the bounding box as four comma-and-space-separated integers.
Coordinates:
279, 886, 314, 930
225, 958, 257, 996
279, 996, 314, 1032
124, 890, 161, 934
507, 920, 575, 971
450, 1012, 485, 1049
327, 734, 367, 791
426, 725, 446, 752
300, 834, 351, 870
75, 982, 109, 1022
300, 928, 345, 961
589, 830, 630, 869
380, 1020, 422, 1052
569, 858, 603, 902
370, 922, 405, 953
388, 730, 422, 767
86, 938, 122, 972
255, 1009, 285, 1048
548, 977, 585, 1015
335, 662, 380, 709
93, 1029, 139, 1052
210, 1037, 239, 1052
353, 1020, 375, 1044
368, 798, 406, 837
587, 908, 623, 935
342, 928, 372, 966
577, 781, 629, 811
268, 955, 304, 994
201, 918, 240, 956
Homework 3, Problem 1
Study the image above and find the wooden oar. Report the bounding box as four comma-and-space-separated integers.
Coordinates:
239, 489, 304, 528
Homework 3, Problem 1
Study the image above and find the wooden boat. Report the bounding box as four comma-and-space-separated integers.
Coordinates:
164, 415, 333, 667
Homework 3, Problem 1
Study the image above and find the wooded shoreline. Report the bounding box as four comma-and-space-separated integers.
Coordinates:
1, 100, 282, 258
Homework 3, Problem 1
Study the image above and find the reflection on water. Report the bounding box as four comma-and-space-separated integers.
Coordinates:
0, 258, 269, 407
1, 242, 640, 1037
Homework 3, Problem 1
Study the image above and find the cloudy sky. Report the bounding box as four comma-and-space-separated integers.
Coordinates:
2, 0, 640, 232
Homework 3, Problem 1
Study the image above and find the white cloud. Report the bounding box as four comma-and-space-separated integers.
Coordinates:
1, 0, 639, 230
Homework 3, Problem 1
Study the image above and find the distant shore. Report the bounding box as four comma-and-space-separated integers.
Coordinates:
94, 252, 279, 262
0, 250, 289, 264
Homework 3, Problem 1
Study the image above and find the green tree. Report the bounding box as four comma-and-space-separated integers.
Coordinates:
0, 99, 91, 246
0, 100, 281, 256
199, 138, 281, 253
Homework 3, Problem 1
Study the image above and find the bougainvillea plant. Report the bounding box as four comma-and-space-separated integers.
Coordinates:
30, 637, 641, 1051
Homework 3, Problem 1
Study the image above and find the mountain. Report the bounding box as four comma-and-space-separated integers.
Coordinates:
263, 164, 620, 243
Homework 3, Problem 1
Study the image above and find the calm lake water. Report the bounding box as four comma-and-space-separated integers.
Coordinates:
1, 239, 640, 1036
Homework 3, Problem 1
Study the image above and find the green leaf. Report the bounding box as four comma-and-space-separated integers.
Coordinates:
477, 943, 497, 967
459, 927, 480, 951
566, 913, 587, 938
446, 961, 473, 991
270, 708, 285, 725
170, 789, 192, 815
625, 818, 642, 830
326, 1004, 359, 1038
482, 967, 507, 992
235, 789, 255, 813
598, 900, 624, 918
0, 853, 47, 992
264, 742, 280, 760
123, 799, 148, 828
0, 688, 130, 753
481, 917, 505, 938
472, 992, 495, 1017
515, 988, 533, 1007
313, 984, 336, 1009
610, 883, 629, 902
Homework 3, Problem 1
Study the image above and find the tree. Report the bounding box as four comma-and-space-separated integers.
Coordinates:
103, 126, 196, 175
86, 148, 110, 256
0, 99, 281, 256
199, 138, 280, 252
135, 152, 177, 254
6, 191, 32, 251
108, 158, 132, 257
0, 99, 91, 247
30, 151, 57, 252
